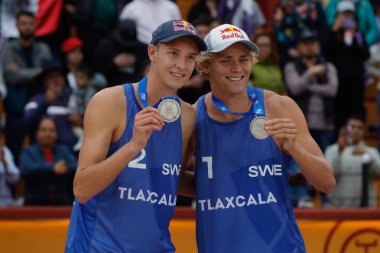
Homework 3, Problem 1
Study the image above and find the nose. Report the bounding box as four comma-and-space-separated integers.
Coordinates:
231, 60, 243, 72
174, 56, 187, 70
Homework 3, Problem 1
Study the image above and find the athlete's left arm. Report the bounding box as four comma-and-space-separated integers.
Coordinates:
177, 101, 196, 197
266, 95, 336, 194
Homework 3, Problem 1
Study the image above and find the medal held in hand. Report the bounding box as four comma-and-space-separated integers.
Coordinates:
250, 116, 268, 139
158, 98, 181, 122
212, 86, 268, 139
138, 77, 181, 123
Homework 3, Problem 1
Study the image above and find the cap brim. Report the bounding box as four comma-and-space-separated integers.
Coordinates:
159, 34, 207, 52
210, 40, 259, 53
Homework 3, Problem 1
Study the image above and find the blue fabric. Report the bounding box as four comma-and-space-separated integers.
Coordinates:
195, 90, 306, 253
65, 83, 183, 253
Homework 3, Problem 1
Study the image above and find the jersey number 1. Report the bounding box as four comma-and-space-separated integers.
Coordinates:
202, 156, 213, 179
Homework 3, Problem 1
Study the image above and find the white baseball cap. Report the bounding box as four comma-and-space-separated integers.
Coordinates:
203, 24, 259, 54
337, 0, 356, 13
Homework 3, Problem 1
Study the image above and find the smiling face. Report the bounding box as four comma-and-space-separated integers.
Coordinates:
207, 43, 252, 97
148, 37, 199, 92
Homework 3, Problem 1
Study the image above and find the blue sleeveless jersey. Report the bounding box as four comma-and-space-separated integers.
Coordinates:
195, 89, 306, 253
65, 84, 183, 253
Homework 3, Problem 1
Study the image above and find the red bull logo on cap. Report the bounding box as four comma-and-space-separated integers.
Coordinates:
172, 21, 196, 35
220, 26, 245, 40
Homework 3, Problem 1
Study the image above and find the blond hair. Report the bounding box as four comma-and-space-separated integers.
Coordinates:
195, 51, 259, 80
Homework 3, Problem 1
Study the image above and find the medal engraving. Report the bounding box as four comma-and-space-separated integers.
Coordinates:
158, 99, 181, 122
250, 116, 268, 139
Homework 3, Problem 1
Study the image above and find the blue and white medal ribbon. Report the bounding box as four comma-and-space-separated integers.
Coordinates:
212, 85, 268, 139
138, 77, 181, 122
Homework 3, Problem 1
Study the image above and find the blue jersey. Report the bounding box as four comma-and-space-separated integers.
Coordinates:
195, 90, 306, 253
65, 84, 183, 253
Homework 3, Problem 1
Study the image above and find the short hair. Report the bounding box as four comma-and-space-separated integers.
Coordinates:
196, 51, 258, 80
16, 10, 35, 21
345, 113, 367, 124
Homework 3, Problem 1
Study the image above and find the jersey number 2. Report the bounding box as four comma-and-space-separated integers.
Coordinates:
128, 149, 146, 169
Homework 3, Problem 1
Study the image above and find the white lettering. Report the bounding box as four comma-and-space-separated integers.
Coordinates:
162, 163, 181, 176
248, 164, 283, 177
119, 187, 127, 199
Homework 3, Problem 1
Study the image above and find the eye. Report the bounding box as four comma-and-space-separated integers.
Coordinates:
169, 51, 178, 56
240, 57, 250, 63
187, 55, 196, 61
220, 59, 231, 65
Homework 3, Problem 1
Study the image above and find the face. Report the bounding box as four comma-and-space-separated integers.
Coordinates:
66, 48, 83, 66
75, 71, 89, 87
195, 24, 210, 39
207, 43, 252, 96
36, 118, 57, 147
16, 14, 36, 40
43, 71, 66, 94
297, 40, 319, 58
255, 35, 271, 61
149, 37, 199, 91
347, 118, 365, 144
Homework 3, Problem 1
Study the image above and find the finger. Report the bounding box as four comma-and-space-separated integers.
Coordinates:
268, 128, 297, 136
266, 122, 296, 131
270, 133, 297, 140
135, 111, 164, 126
135, 116, 164, 129
266, 118, 292, 126
136, 124, 162, 133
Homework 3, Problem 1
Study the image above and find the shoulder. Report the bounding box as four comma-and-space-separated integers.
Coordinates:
264, 90, 299, 118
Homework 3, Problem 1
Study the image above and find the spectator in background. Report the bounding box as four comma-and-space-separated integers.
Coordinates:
0, 128, 20, 207
326, 0, 379, 47
217, 0, 265, 37
20, 116, 77, 206
285, 29, 338, 152
0, 0, 30, 39
187, 0, 219, 23
70, 0, 129, 64
119, 0, 181, 45
3, 10, 52, 163
68, 64, 96, 152
23, 60, 77, 152
323, 0, 370, 137
325, 115, 380, 208
61, 37, 107, 91
251, 32, 285, 95
273, 0, 327, 69
93, 19, 148, 86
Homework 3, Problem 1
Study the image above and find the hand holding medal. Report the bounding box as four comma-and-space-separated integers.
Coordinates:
265, 118, 297, 152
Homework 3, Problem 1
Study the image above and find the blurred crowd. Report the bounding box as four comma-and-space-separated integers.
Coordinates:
0, 0, 379, 209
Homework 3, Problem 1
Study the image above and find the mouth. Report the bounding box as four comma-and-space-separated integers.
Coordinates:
226, 76, 244, 81
170, 71, 186, 78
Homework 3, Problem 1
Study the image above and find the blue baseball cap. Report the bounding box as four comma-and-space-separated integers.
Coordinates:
150, 20, 207, 51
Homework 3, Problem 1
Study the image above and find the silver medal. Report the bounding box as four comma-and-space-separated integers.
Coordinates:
250, 116, 268, 139
158, 99, 181, 122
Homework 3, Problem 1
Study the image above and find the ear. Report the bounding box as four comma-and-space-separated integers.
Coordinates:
148, 44, 157, 63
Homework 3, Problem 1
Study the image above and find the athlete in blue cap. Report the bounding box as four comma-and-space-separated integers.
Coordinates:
192, 24, 336, 253
65, 20, 206, 253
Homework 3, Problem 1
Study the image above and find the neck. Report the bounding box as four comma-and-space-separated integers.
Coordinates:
303, 56, 317, 66
212, 88, 252, 113
18, 38, 33, 47
145, 72, 177, 106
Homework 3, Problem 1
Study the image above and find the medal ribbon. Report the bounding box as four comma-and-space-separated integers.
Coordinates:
138, 76, 177, 107
212, 86, 265, 117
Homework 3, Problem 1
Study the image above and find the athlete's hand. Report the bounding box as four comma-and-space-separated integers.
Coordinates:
131, 107, 165, 150
265, 118, 298, 153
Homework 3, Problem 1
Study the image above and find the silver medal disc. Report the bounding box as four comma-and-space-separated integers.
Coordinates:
158, 99, 181, 122
250, 116, 268, 139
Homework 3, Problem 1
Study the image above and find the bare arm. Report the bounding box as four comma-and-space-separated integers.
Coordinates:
73, 87, 164, 204
178, 101, 196, 197
265, 94, 336, 193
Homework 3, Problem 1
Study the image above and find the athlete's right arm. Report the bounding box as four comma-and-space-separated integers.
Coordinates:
73, 87, 164, 204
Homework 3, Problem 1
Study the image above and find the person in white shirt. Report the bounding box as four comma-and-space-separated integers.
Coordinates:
325, 115, 380, 208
